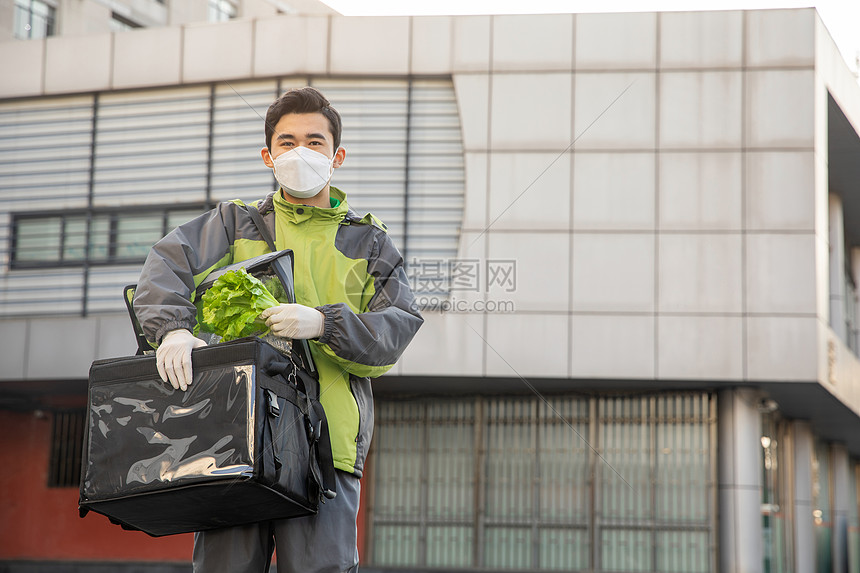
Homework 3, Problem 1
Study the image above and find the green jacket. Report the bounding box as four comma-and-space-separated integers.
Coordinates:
133, 187, 423, 476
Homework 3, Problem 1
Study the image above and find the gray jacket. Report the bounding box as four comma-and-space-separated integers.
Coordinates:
133, 187, 423, 475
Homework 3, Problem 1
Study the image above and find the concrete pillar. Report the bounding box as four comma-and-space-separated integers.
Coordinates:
718, 388, 763, 572
0, 1, 14, 42
57, 0, 111, 36
168, 0, 208, 26
792, 420, 815, 573
832, 444, 850, 573
245, 0, 337, 15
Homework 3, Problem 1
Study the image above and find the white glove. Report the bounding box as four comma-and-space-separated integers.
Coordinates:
260, 304, 325, 340
156, 329, 207, 391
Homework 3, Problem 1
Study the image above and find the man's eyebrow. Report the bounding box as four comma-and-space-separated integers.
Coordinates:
275, 132, 328, 141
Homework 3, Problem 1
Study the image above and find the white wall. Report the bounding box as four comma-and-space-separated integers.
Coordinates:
1, 9, 859, 387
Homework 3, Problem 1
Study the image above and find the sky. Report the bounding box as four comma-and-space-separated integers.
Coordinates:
317, 0, 860, 74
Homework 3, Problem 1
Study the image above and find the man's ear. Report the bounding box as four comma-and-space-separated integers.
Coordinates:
261, 147, 274, 168
332, 146, 346, 169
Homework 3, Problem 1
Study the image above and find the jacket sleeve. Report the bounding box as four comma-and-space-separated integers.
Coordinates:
133, 203, 239, 345
314, 231, 423, 378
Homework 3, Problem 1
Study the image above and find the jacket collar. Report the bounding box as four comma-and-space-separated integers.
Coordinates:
268, 186, 351, 224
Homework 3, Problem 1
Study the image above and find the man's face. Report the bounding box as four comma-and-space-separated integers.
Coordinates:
262, 112, 344, 168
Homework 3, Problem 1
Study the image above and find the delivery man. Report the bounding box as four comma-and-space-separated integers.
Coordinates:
133, 86, 423, 572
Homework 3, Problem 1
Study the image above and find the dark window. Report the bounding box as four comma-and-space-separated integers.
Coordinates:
110, 12, 143, 33
48, 410, 85, 488
10, 206, 206, 269
13, 0, 56, 40
370, 393, 717, 571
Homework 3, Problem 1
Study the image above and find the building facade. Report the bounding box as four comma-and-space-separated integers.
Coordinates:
1, 6, 860, 573
1, 0, 335, 42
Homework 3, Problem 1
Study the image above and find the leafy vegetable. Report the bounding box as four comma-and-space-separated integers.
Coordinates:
199, 268, 281, 341
262, 275, 289, 304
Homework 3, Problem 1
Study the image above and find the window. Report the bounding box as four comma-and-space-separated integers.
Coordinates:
110, 12, 142, 33
761, 412, 793, 573
828, 94, 860, 358
851, 464, 860, 571
0, 78, 464, 317
11, 207, 206, 268
369, 393, 717, 571
48, 410, 85, 488
208, 0, 236, 21
846, 268, 858, 354
13, 0, 56, 39
812, 441, 833, 573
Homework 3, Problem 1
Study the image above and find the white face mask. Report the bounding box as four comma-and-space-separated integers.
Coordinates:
271, 146, 336, 199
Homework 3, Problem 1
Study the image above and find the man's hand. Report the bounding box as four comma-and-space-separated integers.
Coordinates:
260, 304, 325, 340
156, 329, 207, 391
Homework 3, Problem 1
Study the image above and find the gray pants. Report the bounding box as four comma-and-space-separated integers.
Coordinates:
192, 471, 360, 573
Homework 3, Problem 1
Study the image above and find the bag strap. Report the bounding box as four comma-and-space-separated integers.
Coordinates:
265, 358, 337, 501
246, 204, 276, 252
309, 399, 338, 500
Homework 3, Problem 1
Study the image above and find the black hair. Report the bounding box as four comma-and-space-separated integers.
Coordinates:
264, 86, 342, 151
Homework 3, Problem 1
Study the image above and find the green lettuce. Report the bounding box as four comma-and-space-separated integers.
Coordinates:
262, 275, 289, 303
199, 268, 281, 341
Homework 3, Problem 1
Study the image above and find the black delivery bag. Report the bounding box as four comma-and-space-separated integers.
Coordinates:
79, 338, 335, 537
79, 249, 336, 537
